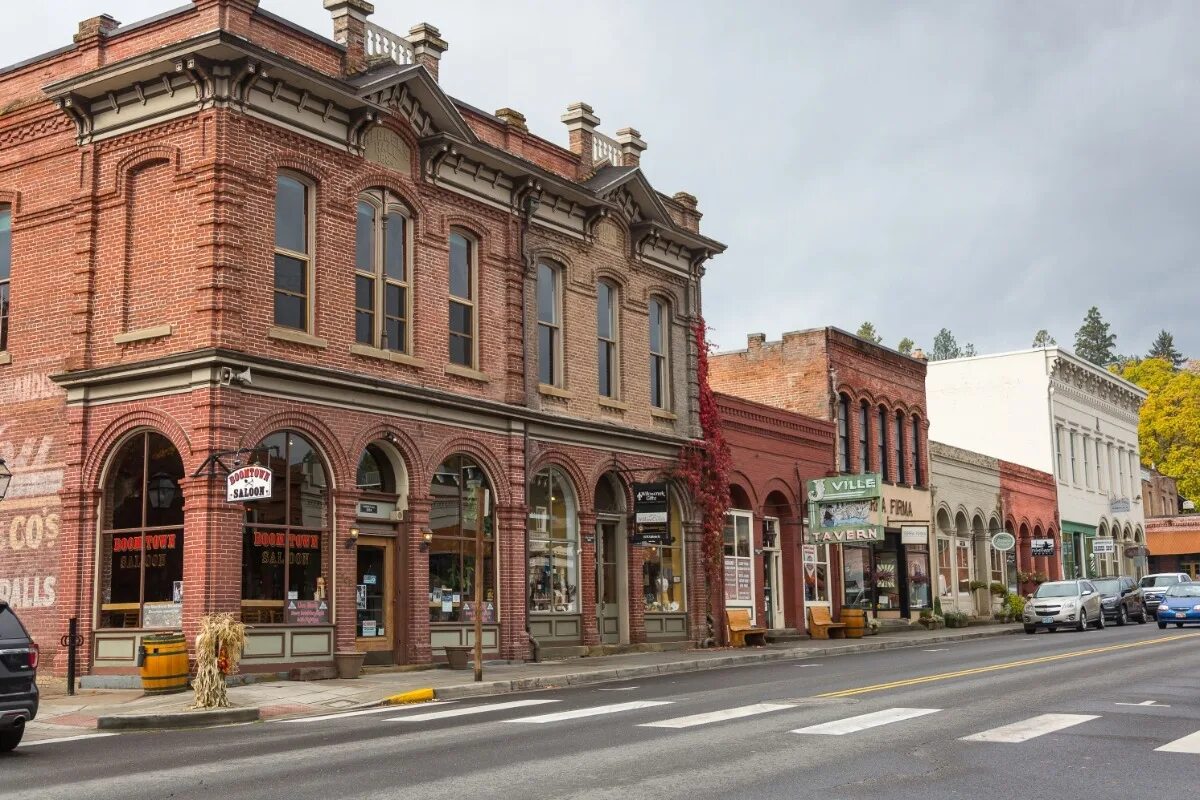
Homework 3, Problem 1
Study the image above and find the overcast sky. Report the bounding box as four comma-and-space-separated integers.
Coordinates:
5, 1, 1197, 359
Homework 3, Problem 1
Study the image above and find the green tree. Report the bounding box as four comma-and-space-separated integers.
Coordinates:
1148, 329, 1185, 367
897, 337, 915, 356
930, 328, 962, 361
963, 343, 977, 357
1032, 329, 1056, 347
1074, 306, 1117, 365
1120, 358, 1200, 503
856, 321, 883, 344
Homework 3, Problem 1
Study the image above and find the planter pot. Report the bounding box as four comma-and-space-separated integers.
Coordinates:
334, 651, 366, 680
444, 645, 472, 670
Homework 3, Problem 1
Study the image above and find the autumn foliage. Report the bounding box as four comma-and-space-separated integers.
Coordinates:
1119, 358, 1200, 503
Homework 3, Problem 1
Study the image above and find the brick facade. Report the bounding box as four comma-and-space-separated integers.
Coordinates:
0, 0, 723, 675
998, 459, 1063, 590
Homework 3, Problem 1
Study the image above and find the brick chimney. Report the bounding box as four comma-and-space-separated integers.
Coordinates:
562, 102, 599, 178
747, 333, 766, 353
495, 108, 528, 132
671, 191, 702, 233
192, 0, 260, 37
406, 23, 448, 81
615, 127, 646, 168
911, 348, 928, 362
324, 0, 374, 75
73, 15, 121, 69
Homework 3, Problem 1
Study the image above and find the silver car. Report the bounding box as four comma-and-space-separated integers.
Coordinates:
1023, 580, 1104, 633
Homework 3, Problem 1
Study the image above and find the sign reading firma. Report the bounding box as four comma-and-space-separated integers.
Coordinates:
806, 474, 884, 543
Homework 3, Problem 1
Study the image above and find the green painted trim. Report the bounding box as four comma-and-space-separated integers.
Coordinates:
1061, 521, 1097, 536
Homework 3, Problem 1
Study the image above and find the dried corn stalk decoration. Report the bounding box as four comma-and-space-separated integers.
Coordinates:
191, 613, 247, 709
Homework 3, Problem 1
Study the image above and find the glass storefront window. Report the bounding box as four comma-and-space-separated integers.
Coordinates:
242, 431, 330, 624
937, 539, 953, 598
99, 431, 185, 629
907, 547, 931, 610
956, 540, 971, 594
723, 511, 753, 605
644, 493, 686, 613
428, 455, 496, 623
803, 543, 830, 603
356, 545, 386, 638
843, 544, 869, 609
527, 468, 579, 614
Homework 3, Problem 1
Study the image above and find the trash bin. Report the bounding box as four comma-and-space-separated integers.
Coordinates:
139, 633, 189, 695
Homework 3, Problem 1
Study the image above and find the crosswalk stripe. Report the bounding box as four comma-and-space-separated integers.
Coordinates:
1156, 729, 1200, 754
512, 700, 672, 724
387, 699, 559, 722
791, 707, 939, 735
278, 702, 454, 723
640, 703, 794, 729
961, 713, 1098, 743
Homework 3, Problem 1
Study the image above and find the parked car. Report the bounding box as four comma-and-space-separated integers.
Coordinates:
0, 602, 39, 753
1139, 573, 1193, 618
1091, 576, 1147, 625
1156, 583, 1200, 629
1023, 579, 1104, 633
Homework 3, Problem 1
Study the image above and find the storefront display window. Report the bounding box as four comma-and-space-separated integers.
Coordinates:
356, 545, 386, 638
803, 543, 830, 603
644, 493, 685, 613
843, 544, 869, 609
956, 540, 971, 594
242, 431, 330, 624
723, 511, 753, 605
99, 431, 185, 629
429, 455, 496, 623
527, 468, 579, 614
907, 547, 931, 609
937, 538, 953, 598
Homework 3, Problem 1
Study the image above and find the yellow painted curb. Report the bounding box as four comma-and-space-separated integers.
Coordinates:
385, 688, 435, 705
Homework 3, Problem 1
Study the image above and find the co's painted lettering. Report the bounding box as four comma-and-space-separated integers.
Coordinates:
0, 508, 61, 551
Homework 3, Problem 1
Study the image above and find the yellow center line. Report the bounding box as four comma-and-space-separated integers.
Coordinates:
817, 633, 1198, 698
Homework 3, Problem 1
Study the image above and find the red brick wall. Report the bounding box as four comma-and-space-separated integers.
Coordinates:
998, 459, 1061, 584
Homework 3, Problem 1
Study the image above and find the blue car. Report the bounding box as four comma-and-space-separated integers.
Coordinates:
1156, 583, 1200, 628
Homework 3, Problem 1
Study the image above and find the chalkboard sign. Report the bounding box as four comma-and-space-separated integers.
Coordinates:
142, 602, 182, 629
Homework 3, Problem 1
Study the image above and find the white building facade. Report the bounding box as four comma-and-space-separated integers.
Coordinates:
926, 348, 1148, 579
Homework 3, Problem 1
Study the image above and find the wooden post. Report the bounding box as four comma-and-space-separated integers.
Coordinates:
474, 488, 489, 682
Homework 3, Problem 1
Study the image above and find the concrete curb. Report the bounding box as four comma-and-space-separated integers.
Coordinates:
97, 706, 261, 730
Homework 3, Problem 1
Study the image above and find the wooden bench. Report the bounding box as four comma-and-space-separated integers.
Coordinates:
807, 606, 847, 640
726, 608, 768, 648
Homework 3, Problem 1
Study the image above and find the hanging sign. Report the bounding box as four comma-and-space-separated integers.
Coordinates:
227, 465, 273, 503
632, 482, 669, 545
1031, 538, 1056, 556
990, 532, 1016, 552
901, 525, 929, 546
1091, 537, 1116, 554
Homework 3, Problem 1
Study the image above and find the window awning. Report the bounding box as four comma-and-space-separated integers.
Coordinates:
1147, 530, 1200, 556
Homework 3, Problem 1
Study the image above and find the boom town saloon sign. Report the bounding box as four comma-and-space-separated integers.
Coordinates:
227, 465, 273, 503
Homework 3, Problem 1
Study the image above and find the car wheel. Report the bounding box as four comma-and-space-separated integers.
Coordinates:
1177, 623, 1184, 628
0, 724, 23, 753
1158, 621, 1167, 629
1095, 611, 1105, 630
1076, 611, 1087, 632
1137, 607, 1148, 624
1116, 607, 1127, 626
1024, 625, 1037, 634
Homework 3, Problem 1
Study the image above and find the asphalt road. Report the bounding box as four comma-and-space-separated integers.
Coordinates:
4, 623, 1198, 800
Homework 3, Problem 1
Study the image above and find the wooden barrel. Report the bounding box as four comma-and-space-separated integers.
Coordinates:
841, 608, 867, 639
139, 633, 189, 695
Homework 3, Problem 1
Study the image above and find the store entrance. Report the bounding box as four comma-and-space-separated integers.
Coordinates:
356, 535, 397, 665
596, 519, 627, 645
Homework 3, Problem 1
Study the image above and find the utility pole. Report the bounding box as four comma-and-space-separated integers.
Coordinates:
474, 487, 490, 682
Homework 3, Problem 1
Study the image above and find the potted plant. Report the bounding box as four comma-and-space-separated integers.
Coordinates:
334, 650, 366, 679
943, 610, 970, 628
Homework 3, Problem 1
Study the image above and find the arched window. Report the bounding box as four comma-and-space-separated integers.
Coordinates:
356, 443, 397, 494
99, 431, 185, 629
429, 455, 496, 624
858, 401, 870, 474
912, 415, 923, 486
837, 394, 850, 472
895, 410, 906, 484
597, 280, 619, 399
0, 204, 10, 352
242, 431, 330, 624
537, 261, 563, 386
877, 406, 888, 481
527, 468, 579, 615
448, 230, 476, 367
649, 297, 671, 409
354, 190, 412, 353
643, 489, 686, 614
274, 173, 313, 332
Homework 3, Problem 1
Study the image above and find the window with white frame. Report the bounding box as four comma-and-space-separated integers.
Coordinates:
1055, 425, 1066, 482
937, 538, 952, 598
597, 280, 618, 398
1117, 446, 1127, 496
956, 539, 971, 594
274, 173, 313, 331
354, 191, 412, 353
649, 297, 670, 409
837, 395, 851, 472
803, 541, 830, 603
1069, 431, 1080, 485
448, 231, 475, 367
1096, 439, 1105, 492
723, 510, 753, 608
537, 261, 563, 386
1082, 435, 1092, 489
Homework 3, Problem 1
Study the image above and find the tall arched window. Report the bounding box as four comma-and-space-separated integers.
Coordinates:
649, 297, 671, 409
837, 394, 850, 472
99, 431, 185, 629
643, 489, 686, 613
242, 431, 330, 624
274, 173, 313, 332
527, 468, 579, 615
895, 410, 906, 484
537, 261, 563, 387
355, 190, 412, 353
429, 455, 497, 623
877, 406, 888, 481
912, 415, 923, 486
597, 280, 619, 398
858, 401, 870, 474
0, 204, 10, 352
448, 230, 476, 367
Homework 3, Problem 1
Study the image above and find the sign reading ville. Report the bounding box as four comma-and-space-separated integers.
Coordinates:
808, 474, 881, 503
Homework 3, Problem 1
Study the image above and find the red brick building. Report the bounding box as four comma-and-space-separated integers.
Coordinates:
0, 0, 724, 677
716, 393, 834, 636
710, 328, 933, 623
1144, 469, 1199, 577
998, 459, 1063, 592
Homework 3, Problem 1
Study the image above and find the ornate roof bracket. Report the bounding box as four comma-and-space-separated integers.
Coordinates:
55, 93, 94, 141
420, 141, 455, 182
229, 59, 264, 108
634, 224, 661, 261
582, 206, 610, 243
173, 55, 214, 105
511, 176, 542, 219
347, 108, 380, 155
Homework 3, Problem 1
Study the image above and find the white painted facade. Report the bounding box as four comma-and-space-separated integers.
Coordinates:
927, 347, 1148, 578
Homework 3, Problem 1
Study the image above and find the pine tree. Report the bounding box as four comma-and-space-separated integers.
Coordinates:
963, 343, 977, 357
856, 321, 883, 344
929, 328, 961, 361
1032, 329, 1056, 347
1073, 306, 1117, 366
897, 337, 915, 356
1148, 329, 1185, 367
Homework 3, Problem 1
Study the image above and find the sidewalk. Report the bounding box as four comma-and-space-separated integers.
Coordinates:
26, 623, 1018, 741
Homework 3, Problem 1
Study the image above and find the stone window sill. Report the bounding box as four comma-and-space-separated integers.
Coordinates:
539, 383, 573, 400
269, 326, 328, 349
114, 324, 173, 345
598, 396, 628, 411
0, 352, 10, 366
444, 363, 489, 382
350, 343, 424, 368
650, 408, 677, 421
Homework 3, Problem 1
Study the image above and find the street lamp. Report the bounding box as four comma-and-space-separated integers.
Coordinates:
0, 458, 11, 501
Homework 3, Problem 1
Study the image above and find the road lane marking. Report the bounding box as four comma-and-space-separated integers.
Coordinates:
1115, 700, 1170, 707
387, 699, 558, 722
923, 649, 948, 652
791, 707, 939, 735
961, 713, 1098, 743
817, 633, 1196, 698
20, 733, 119, 747
512, 700, 672, 724
598, 686, 639, 691
1156, 729, 1200, 754
639, 703, 794, 729
278, 702, 454, 723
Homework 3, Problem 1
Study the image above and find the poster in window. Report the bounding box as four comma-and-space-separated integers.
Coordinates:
356, 584, 367, 610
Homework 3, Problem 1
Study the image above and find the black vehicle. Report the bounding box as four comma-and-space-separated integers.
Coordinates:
1091, 576, 1148, 625
0, 602, 39, 753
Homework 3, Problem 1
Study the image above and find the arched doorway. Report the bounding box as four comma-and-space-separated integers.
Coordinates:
594, 471, 628, 645
353, 440, 409, 665
762, 490, 792, 630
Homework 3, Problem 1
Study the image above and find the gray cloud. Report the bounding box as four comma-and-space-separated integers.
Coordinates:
4, 1, 1196, 360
